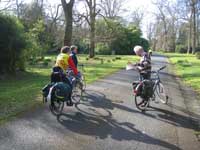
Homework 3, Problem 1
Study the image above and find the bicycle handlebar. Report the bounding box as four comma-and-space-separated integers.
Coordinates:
158, 66, 166, 71
151, 66, 166, 74
78, 64, 84, 67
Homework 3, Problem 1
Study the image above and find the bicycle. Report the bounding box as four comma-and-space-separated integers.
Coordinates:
42, 81, 72, 116
67, 65, 86, 104
133, 66, 168, 111
78, 64, 86, 91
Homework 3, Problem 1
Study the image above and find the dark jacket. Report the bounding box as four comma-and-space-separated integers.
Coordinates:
70, 52, 78, 68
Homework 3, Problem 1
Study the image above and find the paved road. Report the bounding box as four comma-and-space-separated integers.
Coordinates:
0, 55, 200, 150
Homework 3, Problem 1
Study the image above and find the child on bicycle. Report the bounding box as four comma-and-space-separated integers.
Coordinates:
70, 45, 78, 68
53, 46, 79, 106
133, 45, 151, 80
69, 45, 82, 82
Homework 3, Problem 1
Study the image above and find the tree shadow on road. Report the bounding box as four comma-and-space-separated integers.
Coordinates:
57, 111, 181, 150
56, 90, 182, 150
149, 106, 200, 131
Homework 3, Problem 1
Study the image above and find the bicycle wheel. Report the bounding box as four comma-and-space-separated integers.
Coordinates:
81, 74, 86, 91
50, 98, 64, 115
156, 82, 168, 104
71, 81, 83, 104
135, 96, 149, 111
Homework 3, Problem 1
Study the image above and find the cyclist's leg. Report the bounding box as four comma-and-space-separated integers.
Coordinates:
62, 75, 74, 106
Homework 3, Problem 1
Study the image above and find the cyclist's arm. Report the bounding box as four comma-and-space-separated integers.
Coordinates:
68, 57, 78, 75
71, 54, 78, 68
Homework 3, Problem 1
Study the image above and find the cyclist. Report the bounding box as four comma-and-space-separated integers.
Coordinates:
70, 45, 78, 68
69, 45, 82, 87
53, 46, 79, 106
133, 45, 151, 80
148, 49, 152, 60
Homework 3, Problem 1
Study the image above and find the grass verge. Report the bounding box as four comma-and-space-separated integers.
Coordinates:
0, 55, 137, 123
164, 53, 200, 93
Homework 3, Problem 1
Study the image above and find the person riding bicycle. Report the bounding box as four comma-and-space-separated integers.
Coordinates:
133, 45, 151, 80
70, 45, 78, 68
148, 49, 152, 60
53, 46, 79, 106
69, 45, 82, 87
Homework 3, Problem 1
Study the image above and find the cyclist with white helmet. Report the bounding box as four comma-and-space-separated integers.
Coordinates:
133, 45, 151, 80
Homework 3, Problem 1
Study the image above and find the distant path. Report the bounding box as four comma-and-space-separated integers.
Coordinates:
0, 54, 200, 150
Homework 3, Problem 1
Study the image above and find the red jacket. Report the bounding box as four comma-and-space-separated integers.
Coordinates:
68, 57, 78, 75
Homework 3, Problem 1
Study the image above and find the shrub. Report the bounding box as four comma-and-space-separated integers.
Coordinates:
43, 59, 49, 66
94, 57, 100, 60
196, 52, 200, 59
0, 14, 27, 73
195, 47, 200, 53
100, 59, 104, 64
44, 58, 52, 62
96, 43, 111, 55
175, 45, 187, 53
115, 57, 121, 60
177, 60, 191, 67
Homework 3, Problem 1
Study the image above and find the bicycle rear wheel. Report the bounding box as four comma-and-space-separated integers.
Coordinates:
156, 82, 168, 104
135, 96, 149, 111
50, 98, 64, 115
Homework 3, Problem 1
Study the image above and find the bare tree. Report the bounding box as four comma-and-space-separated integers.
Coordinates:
77, 0, 99, 58
98, 0, 124, 19
61, 0, 75, 46
0, 0, 15, 12
130, 8, 144, 28
190, 0, 198, 53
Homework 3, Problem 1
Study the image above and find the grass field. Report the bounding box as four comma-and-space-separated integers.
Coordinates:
0, 55, 138, 123
165, 53, 200, 93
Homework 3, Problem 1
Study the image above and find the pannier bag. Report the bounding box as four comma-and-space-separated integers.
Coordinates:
141, 80, 154, 98
132, 81, 143, 96
51, 82, 72, 101
42, 82, 72, 102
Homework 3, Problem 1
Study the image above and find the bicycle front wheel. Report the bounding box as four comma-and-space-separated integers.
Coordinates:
135, 96, 149, 111
156, 82, 168, 104
81, 74, 86, 91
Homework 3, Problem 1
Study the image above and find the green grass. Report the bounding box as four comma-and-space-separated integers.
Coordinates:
0, 55, 138, 123
78, 55, 138, 83
165, 53, 200, 93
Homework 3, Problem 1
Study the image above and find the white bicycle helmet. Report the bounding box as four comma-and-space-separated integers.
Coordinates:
133, 45, 144, 56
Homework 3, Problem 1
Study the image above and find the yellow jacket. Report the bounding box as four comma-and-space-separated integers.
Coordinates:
55, 53, 70, 71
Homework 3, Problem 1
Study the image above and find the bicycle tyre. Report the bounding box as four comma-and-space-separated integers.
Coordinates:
81, 73, 86, 91
50, 98, 64, 115
71, 81, 83, 104
156, 82, 168, 104
135, 96, 149, 111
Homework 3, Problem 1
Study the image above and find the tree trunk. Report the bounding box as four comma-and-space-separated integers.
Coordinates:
89, 12, 95, 58
164, 27, 168, 51
87, 0, 96, 58
61, 0, 74, 46
191, 1, 197, 54
188, 11, 192, 54
196, 6, 199, 47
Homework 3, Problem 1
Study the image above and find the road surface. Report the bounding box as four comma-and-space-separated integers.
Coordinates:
0, 54, 200, 150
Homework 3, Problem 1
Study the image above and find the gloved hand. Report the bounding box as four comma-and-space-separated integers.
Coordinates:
75, 72, 81, 79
